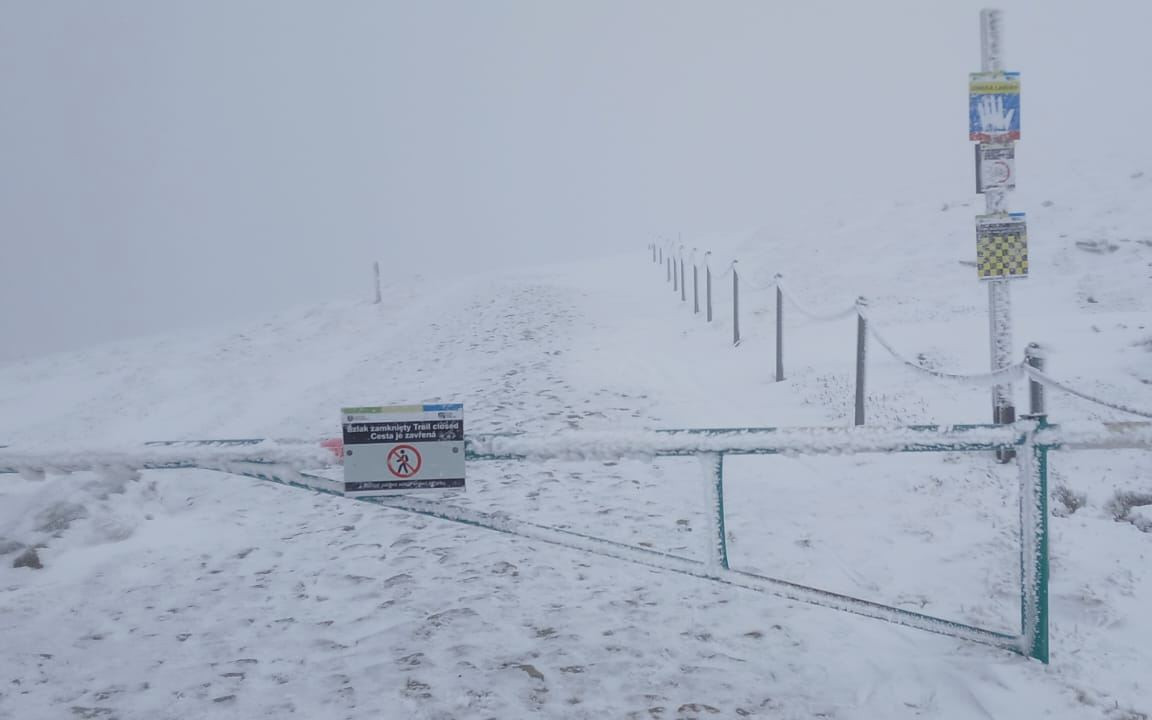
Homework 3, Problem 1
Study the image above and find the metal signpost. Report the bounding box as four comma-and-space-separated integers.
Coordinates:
973, 9, 1025, 437
340, 403, 465, 496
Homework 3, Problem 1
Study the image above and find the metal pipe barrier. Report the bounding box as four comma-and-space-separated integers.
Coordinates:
14, 420, 1152, 660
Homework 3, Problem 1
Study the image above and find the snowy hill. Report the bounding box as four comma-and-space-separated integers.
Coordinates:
2, 161, 1151, 718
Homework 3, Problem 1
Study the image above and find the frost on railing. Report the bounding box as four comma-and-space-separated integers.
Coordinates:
1023, 367, 1152, 420
4, 419, 1150, 666
6, 422, 1148, 478
0, 441, 333, 478
1038, 420, 1152, 449
463, 424, 1025, 461
777, 281, 858, 323
657, 251, 1152, 420
861, 308, 1029, 387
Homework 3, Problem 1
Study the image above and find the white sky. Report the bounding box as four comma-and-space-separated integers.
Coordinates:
2, 1, 1150, 360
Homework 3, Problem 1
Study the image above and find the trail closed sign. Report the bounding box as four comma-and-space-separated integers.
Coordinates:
341, 403, 465, 497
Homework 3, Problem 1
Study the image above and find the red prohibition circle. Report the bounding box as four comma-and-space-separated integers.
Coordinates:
387, 444, 422, 478
991, 159, 1012, 183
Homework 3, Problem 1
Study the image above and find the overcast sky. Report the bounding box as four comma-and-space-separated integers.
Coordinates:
2, 1, 1149, 360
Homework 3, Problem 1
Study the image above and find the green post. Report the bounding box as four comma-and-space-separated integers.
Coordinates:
701, 452, 730, 571
717, 454, 729, 570
1019, 415, 1050, 663
1030, 440, 1050, 663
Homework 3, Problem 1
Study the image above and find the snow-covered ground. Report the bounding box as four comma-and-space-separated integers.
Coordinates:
2, 165, 1151, 718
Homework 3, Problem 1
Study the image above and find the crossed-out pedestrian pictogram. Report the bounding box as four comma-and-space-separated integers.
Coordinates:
387, 444, 422, 478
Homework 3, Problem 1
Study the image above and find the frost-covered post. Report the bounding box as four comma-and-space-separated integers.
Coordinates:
705, 251, 713, 322
691, 249, 699, 314
672, 245, 681, 301
373, 261, 382, 304
978, 8, 1017, 436
699, 452, 730, 572
1025, 342, 1046, 415
732, 261, 741, 346
1016, 417, 1050, 663
854, 298, 868, 425
775, 274, 784, 382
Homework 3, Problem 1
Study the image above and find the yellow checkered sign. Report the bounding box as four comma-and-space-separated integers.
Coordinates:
976, 213, 1028, 280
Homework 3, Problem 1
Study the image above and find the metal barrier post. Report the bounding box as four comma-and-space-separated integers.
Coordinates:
1018, 415, 1050, 663
705, 252, 713, 322
1026, 342, 1046, 415
854, 298, 867, 425
775, 277, 784, 381
693, 261, 700, 314
672, 249, 681, 299
732, 262, 741, 346
997, 403, 1017, 463
701, 452, 730, 571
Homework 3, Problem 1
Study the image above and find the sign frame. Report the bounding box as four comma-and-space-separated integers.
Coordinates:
340, 403, 465, 497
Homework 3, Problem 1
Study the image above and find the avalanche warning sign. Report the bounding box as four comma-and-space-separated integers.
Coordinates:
340, 403, 464, 497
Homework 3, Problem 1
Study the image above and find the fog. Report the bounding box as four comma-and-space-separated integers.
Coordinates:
2, 1, 1149, 360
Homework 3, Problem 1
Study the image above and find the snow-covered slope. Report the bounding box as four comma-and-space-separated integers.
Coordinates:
2, 167, 1151, 718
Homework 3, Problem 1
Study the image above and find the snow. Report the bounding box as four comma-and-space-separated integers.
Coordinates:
0, 442, 333, 476
2, 223, 1150, 718
3, 88, 1152, 720
1129, 506, 1152, 533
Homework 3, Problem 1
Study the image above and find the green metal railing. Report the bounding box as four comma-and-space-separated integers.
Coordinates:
8, 418, 1152, 663
464, 420, 1050, 662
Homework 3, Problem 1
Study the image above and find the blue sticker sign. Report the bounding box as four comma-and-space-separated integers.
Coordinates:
969, 72, 1020, 142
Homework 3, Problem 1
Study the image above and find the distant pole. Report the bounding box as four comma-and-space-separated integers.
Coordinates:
373, 261, 382, 304
672, 245, 681, 301
659, 245, 663, 264
775, 275, 784, 381
705, 251, 713, 322
854, 298, 868, 425
692, 249, 699, 314
732, 261, 740, 346
667, 256, 671, 283
672, 255, 678, 292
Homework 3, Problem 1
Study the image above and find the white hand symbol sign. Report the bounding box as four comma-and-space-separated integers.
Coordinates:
977, 95, 1015, 133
